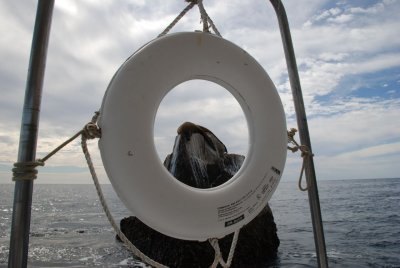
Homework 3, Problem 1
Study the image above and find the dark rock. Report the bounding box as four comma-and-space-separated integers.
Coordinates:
118, 122, 279, 267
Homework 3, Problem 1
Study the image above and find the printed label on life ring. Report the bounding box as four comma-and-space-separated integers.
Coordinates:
217, 189, 254, 222
217, 166, 280, 227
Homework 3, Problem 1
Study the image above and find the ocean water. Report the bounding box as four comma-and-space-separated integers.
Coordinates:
0, 178, 399, 267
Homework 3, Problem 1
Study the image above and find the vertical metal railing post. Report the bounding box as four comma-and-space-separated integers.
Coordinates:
269, 0, 329, 267
8, 1, 54, 267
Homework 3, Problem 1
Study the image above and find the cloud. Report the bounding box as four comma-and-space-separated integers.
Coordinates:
315, 142, 400, 180
349, 3, 385, 15
308, 98, 400, 153
338, 142, 400, 159
327, 13, 354, 24
0, 0, 399, 184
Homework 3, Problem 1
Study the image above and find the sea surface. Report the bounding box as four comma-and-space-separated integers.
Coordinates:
1, 178, 399, 267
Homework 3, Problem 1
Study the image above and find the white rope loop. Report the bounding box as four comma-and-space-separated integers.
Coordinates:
80, 118, 168, 268
209, 229, 240, 268
287, 128, 314, 191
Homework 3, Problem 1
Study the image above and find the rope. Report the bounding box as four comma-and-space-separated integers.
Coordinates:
11, 111, 165, 266
199, 2, 209, 32
12, 112, 101, 181
12, 131, 81, 181
297, 145, 313, 191
209, 229, 240, 268
81, 130, 168, 268
12, 161, 43, 181
157, 0, 221, 38
158, 1, 196, 38
287, 128, 314, 192
197, 0, 222, 37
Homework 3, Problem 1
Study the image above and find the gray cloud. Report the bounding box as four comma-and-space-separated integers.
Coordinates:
1, 0, 399, 183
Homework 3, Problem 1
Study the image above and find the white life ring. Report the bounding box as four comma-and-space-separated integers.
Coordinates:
98, 32, 287, 241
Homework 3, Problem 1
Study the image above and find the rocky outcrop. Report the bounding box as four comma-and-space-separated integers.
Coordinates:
164, 121, 244, 189
119, 122, 279, 267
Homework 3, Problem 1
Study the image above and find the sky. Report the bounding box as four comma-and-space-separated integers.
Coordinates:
0, 0, 399, 184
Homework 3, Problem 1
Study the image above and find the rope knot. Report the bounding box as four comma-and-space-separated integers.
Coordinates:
287, 128, 297, 139
299, 145, 313, 158
82, 122, 101, 139
287, 128, 299, 153
286, 128, 314, 191
12, 161, 44, 181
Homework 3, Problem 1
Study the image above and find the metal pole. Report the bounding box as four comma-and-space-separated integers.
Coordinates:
8, 1, 54, 267
269, 0, 329, 267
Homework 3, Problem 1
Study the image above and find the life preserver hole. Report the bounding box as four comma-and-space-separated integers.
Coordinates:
154, 79, 249, 189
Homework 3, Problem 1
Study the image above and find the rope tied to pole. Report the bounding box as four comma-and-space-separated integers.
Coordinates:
12, 161, 43, 181
11, 111, 167, 267
12, 112, 101, 181
287, 128, 314, 191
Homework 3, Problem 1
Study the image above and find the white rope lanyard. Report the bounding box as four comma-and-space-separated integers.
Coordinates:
287, 128, 314, 191
209, 230, 240, 268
